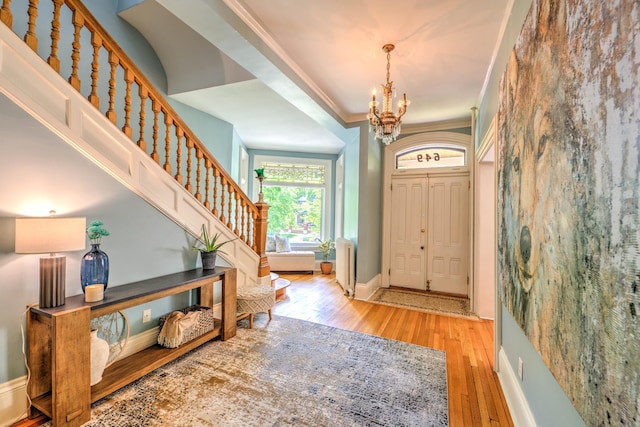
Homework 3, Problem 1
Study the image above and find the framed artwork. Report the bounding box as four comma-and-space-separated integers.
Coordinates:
497, 0, 640, 424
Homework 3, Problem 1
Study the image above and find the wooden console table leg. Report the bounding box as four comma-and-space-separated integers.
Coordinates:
51, 308, 91, 426
222, 268, 237, 340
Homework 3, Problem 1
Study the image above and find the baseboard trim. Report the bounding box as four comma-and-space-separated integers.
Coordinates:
354, 274, 380, 300
0, 375, 28, 427
497, 347, 537, 427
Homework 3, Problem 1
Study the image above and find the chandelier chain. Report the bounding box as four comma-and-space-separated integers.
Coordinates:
386, 51, 391, 85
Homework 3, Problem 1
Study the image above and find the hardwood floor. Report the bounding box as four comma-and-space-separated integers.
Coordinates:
271, 273, 513, 427
13, 272, 513, 427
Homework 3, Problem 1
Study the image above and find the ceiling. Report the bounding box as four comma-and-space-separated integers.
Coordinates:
120, 0, 511, 154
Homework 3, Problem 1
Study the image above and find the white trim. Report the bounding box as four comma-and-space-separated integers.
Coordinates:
477, 0, 517, 106
497, 348, 537, 427
353, 274, 380, 300
381, 132, 473, 290
253, 154, 333, 241
0, 376, 29, 427
221, 0, 343, 118
402, 117, 472, 134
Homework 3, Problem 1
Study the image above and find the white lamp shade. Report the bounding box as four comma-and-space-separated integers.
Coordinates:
15, 217, 86, 254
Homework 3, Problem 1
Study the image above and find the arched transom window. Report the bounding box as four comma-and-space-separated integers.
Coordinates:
396, 145, 466, 169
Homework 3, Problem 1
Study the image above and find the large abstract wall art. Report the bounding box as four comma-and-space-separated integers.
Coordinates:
497, 0, 639, 424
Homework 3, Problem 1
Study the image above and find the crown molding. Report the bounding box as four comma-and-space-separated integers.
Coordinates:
222, 0, 344, 118
402, 117, 472, 134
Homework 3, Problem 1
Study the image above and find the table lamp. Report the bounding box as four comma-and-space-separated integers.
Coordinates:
15, 215, 86, 308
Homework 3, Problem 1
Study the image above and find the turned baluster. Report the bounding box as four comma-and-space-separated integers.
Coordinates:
47, 0, 63, 72
226, 182, 233, 229
68, 9, 84, 91
138, 85, 148, 151
122, 69, 134, 138
0, 0, 13, 28
185, 137, 194, 193
163, 112, 172, 173
88, 32, 102, 108
235, 193, 241, 236
240, 200, 247, 242
174, 126, 183, 184
212, 169, 219, 217
24, 0, 38, 52
220, 174, 228, 224
150, 98, 160, 162
195, 148, 204, 202
106, 51, 119, 124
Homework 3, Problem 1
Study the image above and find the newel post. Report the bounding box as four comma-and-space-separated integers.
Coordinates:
254, 201, 271, 277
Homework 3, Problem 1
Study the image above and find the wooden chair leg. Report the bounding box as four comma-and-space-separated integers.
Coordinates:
268, 309, 272, 320
249, 313, 254, 329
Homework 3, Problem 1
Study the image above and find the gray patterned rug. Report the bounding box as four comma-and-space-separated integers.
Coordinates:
370, 288, 478, 319
52, 316, 448, 426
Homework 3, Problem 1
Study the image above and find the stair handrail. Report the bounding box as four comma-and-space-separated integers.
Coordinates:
1, 0, 270, 275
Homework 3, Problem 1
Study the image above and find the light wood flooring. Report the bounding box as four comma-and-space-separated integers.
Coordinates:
13, 272, 513, 427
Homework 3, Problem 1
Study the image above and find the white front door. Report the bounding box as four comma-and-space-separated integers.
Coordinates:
388, 173, 470, 294
389, 177, 427, 289
427, 174, 469, 295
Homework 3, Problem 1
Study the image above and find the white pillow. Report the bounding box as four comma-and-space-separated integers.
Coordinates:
265, 234, 276, 252
275, 234, 291, 253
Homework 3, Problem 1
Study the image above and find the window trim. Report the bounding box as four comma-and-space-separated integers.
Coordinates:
253, 155, 332, 249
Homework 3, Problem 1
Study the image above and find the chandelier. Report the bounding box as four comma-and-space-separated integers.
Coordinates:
368, 44, 409, 145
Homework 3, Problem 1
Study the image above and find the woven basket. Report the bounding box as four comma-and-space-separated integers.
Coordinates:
158, 305, 215, 348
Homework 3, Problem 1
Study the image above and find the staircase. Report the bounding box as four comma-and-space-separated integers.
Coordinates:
0, 0, 269, 286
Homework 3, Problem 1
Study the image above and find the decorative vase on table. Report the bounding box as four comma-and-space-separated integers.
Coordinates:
82, 220, 110, 292
81, 243, 109, 291
90, 328, 110, 386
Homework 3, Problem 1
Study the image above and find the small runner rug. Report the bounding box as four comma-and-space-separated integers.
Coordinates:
46, 316, 448, 426
370, 288, 478, 319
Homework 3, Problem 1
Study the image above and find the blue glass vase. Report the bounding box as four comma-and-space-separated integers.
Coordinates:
81, 244, 109, 292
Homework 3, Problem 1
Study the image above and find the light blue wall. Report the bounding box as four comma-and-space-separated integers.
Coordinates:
342, 132, 361, 243
354, 123, 382, 283
475, 0, 585, 424
502, 308, 585, 426
0, 0, 238, 385
230, 129, 245, 183
0, 103, 203, 382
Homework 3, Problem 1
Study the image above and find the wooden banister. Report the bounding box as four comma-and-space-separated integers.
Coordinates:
1, 0, 268, 270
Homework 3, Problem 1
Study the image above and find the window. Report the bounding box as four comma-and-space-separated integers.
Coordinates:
396, 145, 466, 169
253, 155, 332, 246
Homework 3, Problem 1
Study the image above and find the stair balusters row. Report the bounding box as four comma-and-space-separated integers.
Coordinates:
0, 0, 269, 269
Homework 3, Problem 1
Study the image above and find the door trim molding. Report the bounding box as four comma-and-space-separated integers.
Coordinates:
381, 132, 473, 288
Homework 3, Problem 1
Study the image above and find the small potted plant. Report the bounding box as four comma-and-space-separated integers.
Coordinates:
192, 224, 236, 269
316, 238, 335, 274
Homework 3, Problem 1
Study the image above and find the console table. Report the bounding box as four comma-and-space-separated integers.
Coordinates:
26, 267, 237, 427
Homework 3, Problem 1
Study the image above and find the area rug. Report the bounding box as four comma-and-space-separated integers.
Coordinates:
48, 316, 448, 426
370, 288, 478, 319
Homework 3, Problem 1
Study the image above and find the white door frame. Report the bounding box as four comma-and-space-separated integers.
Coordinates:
381, 132, 474, 295
475, 115, 500, 371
